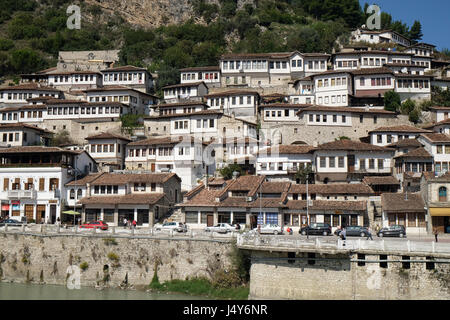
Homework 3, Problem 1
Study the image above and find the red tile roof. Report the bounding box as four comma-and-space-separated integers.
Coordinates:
288, 183, 374, 195
85, 132, 131, 141
369, 125, 431, 134
78, 193, 164, 205
381, 193, 425, 213
316, 139, 391, 152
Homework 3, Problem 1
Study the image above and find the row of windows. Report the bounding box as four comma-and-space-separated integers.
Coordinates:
265, 109, 295, 118
319, 156, 346, 168
259, 162, 310, 171
89, 95, 142, 104
1, 111, 42, 121
436, 145, 450, 154
48, 106, 121, 115
182, 72, 219, 81
317, 77, 347, 88
3, 178, 59, 191
209, 96, 253, 106
309, 114, 347, 123
93, 185, 119, 194
397, 79, 429, 89
362, 57, 387, 66
317, 95, 347, 105
128, 147, 174, 157
359, 158, 385, 170
90, 144, 120, 153
336, 60, 358, 68
222, 60, 268, 70
360, 77, 392, 87
165, 87, 194, 96
0, 92, 56, 100
104, 72, 144, 82
2, 132, 24, 143
229, 145, 257, 155
435, 162, 450, 173
54, 74, 95, 83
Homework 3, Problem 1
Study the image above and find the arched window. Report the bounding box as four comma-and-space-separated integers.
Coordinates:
77, 189, 82, 198
439, 187, 447, 202
69, 189, 75, 199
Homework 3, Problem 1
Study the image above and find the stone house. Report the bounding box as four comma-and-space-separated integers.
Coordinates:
0, 123, 53, 147
369, 125, 431, 147
85, 132, 131, 172
420, 172, 450, 234
179, 66, 221, 88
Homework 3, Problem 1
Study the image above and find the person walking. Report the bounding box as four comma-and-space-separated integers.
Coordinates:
434, 228, 439, 243
340, 227, 347, 241
123, 218, 127, 228
366, 227, 373, 240
132, 219, 137, 230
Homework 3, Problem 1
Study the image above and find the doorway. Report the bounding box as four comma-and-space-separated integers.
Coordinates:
36, 205, 45, 224
25, 204, 34, 222
207, 215, 214, 227
348, 155, 355, 172
50, 205, 57, 224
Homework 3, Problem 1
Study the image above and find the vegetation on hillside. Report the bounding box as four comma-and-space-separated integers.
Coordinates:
0, 0, 446, 96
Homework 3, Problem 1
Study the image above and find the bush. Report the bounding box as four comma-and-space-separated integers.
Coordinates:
107, 252, 119, 262
103, 238, 118, 246
384, 90, 401, 112
400, 99, 416, 115
79, 261, 89, 271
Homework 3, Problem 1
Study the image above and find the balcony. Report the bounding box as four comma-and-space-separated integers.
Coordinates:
7, 190, 36, 199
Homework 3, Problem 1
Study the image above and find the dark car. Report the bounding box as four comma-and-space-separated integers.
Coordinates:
80, 221, 109, 230
377, 225, 406, 238
335, 226, 370, 237
299, 223, 332, 236
0, 218, 25, 226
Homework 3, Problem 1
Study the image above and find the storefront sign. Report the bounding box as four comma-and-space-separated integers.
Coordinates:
11, 201, 20, 211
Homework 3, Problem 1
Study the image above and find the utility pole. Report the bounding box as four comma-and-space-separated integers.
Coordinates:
306, 173, 309, 239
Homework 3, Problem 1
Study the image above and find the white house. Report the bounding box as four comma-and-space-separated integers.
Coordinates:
313, 70, 353, 107
85, 132, 131, 172
0, 123, 52, 147
125, 136, 214, 191
0, 146, 97, 223
47, 71, 102, 90
395, 74, 432, 101
418, 133, 450, 175
289, 76, 315, 104
369, 125, 431, 146
179, 66, 221, 88
101, 65, 153, 93
205, 90, 259, 120
162, 82, 208, 104
67, 172, 181, 227
256, 145, 315, 181
0, 83, 62, 105
313, 139, 394, 183
350, 28, 411, 47
84, 85, 158, 115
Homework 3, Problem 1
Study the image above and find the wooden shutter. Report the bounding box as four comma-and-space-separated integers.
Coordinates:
3, 178, 8, 191
39, 178, 45, 191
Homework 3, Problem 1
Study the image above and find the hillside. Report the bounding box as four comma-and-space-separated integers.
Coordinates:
0, 0, 446, 92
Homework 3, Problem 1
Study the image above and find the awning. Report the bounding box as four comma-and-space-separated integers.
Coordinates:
429, 208, 450, 216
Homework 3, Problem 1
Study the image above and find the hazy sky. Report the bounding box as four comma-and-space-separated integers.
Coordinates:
359, 0, 450, 50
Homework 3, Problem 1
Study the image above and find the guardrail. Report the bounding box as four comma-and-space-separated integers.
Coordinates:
0, 224, 240, 240
236, 232, 450, 254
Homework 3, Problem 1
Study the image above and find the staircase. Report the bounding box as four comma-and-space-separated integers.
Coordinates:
158, 207, 184, 223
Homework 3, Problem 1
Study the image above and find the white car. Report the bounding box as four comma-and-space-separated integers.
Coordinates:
253, 224, 283, 235
204, 223, 236, 233
154, 222, 187, 233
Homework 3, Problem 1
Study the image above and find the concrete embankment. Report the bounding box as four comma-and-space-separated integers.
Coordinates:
0, 232, 234, 288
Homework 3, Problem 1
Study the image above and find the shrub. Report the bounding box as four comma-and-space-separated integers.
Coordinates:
103, 238, 118, 246
384, 90, 401, 112
79, 261, 89, 271
107, 252, 119, 262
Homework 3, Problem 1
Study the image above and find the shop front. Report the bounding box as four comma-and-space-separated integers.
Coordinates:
429, 208, 450, 234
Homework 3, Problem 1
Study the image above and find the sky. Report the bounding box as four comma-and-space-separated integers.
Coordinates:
359, 0, 450, 50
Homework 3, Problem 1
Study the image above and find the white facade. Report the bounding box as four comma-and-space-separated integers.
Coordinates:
314, 72, 352, 107
206, 92, 259, 119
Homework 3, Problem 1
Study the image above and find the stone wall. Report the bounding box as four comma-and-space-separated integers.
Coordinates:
0, 233, 234, 288
249, 250, 450, 300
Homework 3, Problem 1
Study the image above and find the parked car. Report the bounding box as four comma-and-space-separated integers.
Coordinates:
335, 226, 370, 237
204, 223, 236, 233
299, 223, 332, 236
155, 222, 187, 233
377, 225, 406, 238
79, 221, 109, 230
0, 218, 25, 226
253, 224, 284, 235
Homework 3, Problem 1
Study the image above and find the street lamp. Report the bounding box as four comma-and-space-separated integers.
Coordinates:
306, 173, 309, 239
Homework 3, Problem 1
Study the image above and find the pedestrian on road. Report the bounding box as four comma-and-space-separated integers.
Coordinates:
340, 227, 347, 241
434, 228, 439, 242
132, 219, 137, 229
366, 227, 373, 240
257, 225, 261, 234
123, 218, 127, 228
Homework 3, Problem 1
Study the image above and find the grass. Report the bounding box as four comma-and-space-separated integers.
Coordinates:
149, 277, 249, 300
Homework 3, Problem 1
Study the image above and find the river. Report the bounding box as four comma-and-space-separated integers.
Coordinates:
0, 282, 208, 300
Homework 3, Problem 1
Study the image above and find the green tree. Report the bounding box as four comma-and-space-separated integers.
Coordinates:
384, 90, 401, 112
219, 164, 246, 180
50, 130, 73, 147
295, 164, 314, 184
400, 99, 416, 115
9, 48, 46, 74
409, 108, 420, 124
409, 20, 423, 43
